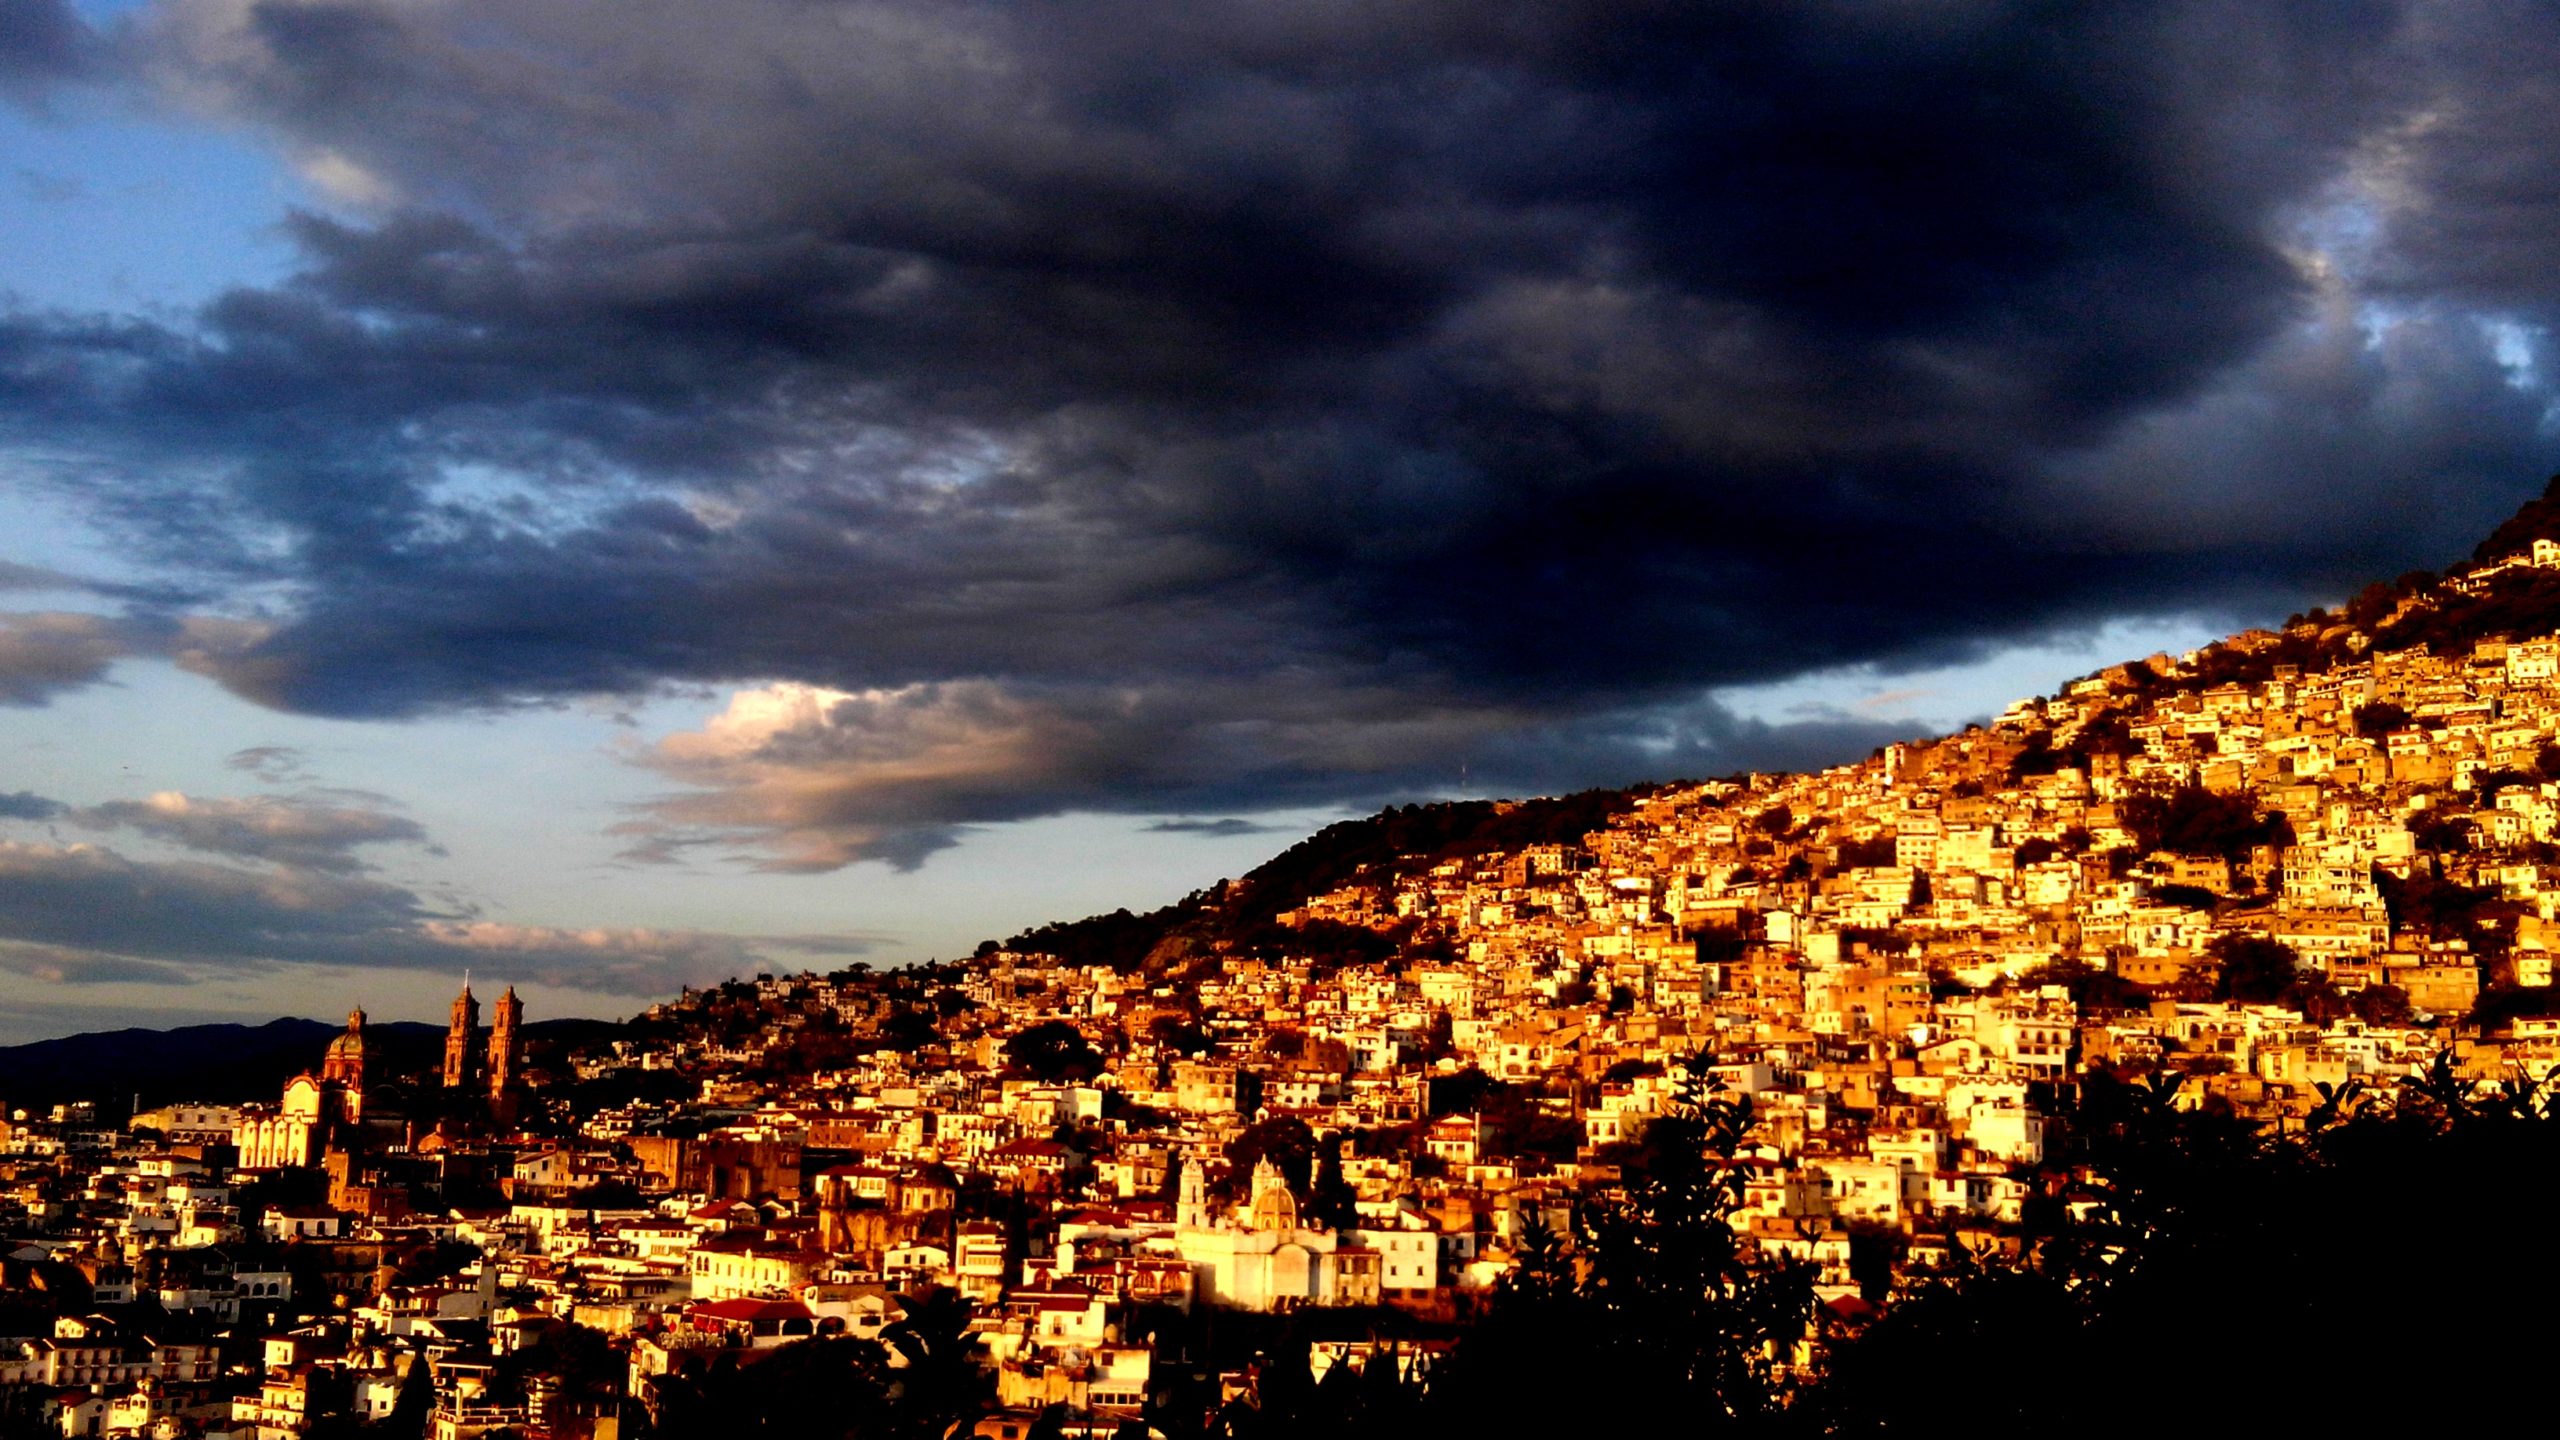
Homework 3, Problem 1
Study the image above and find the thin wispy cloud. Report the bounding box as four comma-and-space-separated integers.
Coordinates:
1145, 818, 1279, 838
0, 837, 788, 995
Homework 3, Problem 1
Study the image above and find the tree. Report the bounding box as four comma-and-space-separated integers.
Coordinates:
1805, 1263, 2093, 1433
1474, 1084, 1584, 1167
1421, 1067, 1500, 1118
1000, 906, 1177, 972
494, 1320, 622, 1414
2148, 882, 2219, 912
1816, 1061, 2560, 1432
2469, 470, 2560, 562
650, 1337, 891, 1438
384, 1351, 434, 1439
2471, 766, 2536, 802
2349, 983, 2413, 1027
877, 1007, 940, 1052
2019, 956, 2150, 1013
2407, 808, 2474, 854
881, 1288, 986, 1437
2007, 734, 2065, 779
1220, 1116, 1319, 1201
2352, 700, 2413, 738
1307, 1146, 1358, 1231
1419, 1055, 1811, 1435
1003, 1021, 1103, 1083
389, 1239, 477, 1287
1149, 1013, 1215, 1055
1835, 835, 1898, 868
2209, 933, 2302, 1005
2117, 784, 2292, 861
2065, 712, 2134, 761
2375, 862, 2520, 955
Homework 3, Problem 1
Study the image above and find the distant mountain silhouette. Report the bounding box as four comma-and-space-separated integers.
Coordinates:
0, 1015, 617, 1114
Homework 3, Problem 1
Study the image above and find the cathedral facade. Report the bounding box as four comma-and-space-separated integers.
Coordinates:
232, 1008, 369, 1171
229, 981, 529, 1173
1169, 1157, 1380, 1310
440, 979, 526, 1097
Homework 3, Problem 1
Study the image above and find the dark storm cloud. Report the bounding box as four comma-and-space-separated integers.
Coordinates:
2352, 4, 2560, 312
1, 0, 2558, 865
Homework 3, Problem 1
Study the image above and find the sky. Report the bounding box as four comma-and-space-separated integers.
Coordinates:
0, 0, 2557, 1043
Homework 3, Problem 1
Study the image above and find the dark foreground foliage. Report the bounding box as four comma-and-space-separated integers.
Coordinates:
1191, 1053, 2560, 1439
636, 1287, 991, 1439
1799, 1062, 2559, 1436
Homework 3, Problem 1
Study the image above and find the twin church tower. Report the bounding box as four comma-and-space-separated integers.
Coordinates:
443, 979, 524, 1096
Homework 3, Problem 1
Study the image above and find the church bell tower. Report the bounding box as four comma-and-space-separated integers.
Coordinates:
1176, 1156, 1209, 1230
443, 980, 480, 1089
488, 985, 523, 1097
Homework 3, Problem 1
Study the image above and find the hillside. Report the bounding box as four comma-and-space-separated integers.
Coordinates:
989, 785, 1672, 972
37, 476, 2560, 1088
574, 474, 2560, 1434
950, 472, 2560, 1036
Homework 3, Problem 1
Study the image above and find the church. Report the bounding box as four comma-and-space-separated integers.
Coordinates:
229, 981, 528, 1171
441, 978, 525, 1097
232, 1008, 372, 1171
1169, 1156, 1381, 1310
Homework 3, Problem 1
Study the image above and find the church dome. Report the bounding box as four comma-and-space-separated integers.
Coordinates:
326, 1025, 366, 1061
1246, 1156, 1299, 1231
321, 1007, 368, 1087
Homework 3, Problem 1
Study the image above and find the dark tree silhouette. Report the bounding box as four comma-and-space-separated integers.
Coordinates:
2208, 933, 2302, 1004
881, 1286, 988, 1438
649, 1336, 890, 1438
1219, 1116, 1320, 1202
1417, 1055, 1812, 1435
2351, 699, 2413, 737
1003, 1021, 1104, 1083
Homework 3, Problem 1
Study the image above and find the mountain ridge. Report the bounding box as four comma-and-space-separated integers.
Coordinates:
0, 1016, 616, 1114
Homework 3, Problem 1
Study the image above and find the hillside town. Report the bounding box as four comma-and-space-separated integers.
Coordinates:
14, 538, 2560, 1438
